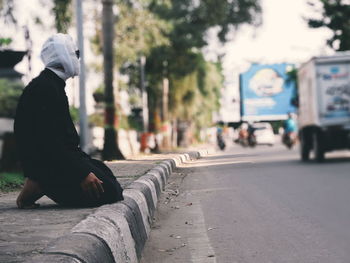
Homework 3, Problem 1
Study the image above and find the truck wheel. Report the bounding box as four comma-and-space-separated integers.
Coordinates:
313, 131, 325, 162
300, 132, 310, 161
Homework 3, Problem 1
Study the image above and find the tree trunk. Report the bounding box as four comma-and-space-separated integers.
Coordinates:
161, 77, 170, 150
101, 0, 124, 160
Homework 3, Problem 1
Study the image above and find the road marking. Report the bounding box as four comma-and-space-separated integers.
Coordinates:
186, 199, 216, 263
188, 160, 253, 167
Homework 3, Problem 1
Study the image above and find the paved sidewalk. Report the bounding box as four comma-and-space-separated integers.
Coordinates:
0, 153, 200, 263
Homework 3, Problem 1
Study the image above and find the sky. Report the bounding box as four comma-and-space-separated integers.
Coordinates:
223, 0, 332, 80
3, 0, 334, 121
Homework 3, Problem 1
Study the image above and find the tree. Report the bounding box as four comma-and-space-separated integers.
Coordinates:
149, 0, 261, 46
307, 0, 350, 51
0, 79, 23, 118
0, 0, 72, 32
91, 0, 170, 65
101, 0, 125, 160
0, 79, 23, 171
90, 0, 171, 137
286, 68, 299, 107
146, 0, 262, 141
52, 0, 72, 33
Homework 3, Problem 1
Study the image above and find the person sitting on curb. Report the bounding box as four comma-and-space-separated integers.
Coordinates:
14, 33, 124, 208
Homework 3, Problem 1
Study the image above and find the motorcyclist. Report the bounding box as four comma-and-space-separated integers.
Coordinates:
282, 113, 297, 147
247, 121, 256, 146
216, 125, 226, 150
237, 123, 249, 146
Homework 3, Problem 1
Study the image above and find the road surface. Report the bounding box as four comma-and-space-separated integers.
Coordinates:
141, 143, 350, 263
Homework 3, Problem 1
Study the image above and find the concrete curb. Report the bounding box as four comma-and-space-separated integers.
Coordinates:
30, 150, 212, 263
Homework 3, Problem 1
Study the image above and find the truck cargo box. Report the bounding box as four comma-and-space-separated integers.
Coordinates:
298, 53, 350, 128
297, 52, 350, 162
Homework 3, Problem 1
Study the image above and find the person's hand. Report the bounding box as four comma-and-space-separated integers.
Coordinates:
80, 173, 104, 200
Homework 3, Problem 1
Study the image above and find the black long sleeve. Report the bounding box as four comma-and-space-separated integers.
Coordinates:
14, 69, 91, 184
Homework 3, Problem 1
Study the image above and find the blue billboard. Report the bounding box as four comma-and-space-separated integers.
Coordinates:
240, 63, 296, 121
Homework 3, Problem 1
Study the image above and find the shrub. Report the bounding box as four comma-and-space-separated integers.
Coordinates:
0, 78, 23, 118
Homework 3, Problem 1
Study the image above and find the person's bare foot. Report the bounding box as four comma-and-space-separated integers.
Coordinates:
16, 178, 44, 209
16, 201, 40, 209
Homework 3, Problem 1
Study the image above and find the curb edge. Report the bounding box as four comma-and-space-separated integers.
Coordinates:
30, 149, 211, 263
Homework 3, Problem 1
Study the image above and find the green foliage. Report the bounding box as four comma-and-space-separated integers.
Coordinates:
118, 114, 130, 130
0, 79, 23, 118
91, 0, 170, 67
0, 0, 72, 32
88, 112, 143, 131
89, 112, 104, 127
307, 0, 350, 50
150, 0, 262, 45
69, 106, 79, 124
0, 37, 12, 47
286, 68, 299, 107
128, 115, 143, 131
116, 0, 170, 64
168, 56, 223, 128
0, 172, 23, 192
88, 0, 261, 133
128, 92, 141, 107
145, 0, 261, 131
90, 0, 171, 123
52, 0, 72, 33
194, 61, 223, 128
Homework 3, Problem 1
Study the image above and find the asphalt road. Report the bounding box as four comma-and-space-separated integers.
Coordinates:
141, 143, 350, 263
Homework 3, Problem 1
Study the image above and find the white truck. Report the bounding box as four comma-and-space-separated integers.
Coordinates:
298, 52, 350, 162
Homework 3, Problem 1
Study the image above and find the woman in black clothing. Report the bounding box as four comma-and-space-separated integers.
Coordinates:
14, 34, 123, 208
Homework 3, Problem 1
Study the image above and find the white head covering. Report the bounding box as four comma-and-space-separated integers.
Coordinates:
40, 33, 79, 80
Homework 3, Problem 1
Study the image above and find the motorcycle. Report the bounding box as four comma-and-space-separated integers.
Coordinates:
217, 134, 226, 150
282, 132, 297, 149
248, 133, 257, 147
235, 129, 256, 147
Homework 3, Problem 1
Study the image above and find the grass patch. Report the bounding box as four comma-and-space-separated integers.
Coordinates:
0, 172, 24, 192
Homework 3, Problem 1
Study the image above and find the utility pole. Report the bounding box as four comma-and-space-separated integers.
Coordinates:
139, 55, 150, 152
102, 0, 124, 160
140, 55, 148, 132
162, 61, 169, 122
75, 0, 88, 152
162, 60, 170, 149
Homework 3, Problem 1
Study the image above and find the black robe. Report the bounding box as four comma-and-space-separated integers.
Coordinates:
14, 69, 123, 206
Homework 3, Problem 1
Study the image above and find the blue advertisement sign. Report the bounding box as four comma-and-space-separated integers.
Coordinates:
240, 63, 296, 121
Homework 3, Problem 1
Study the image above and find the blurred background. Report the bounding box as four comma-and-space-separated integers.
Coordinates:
0, 0, 348, 175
